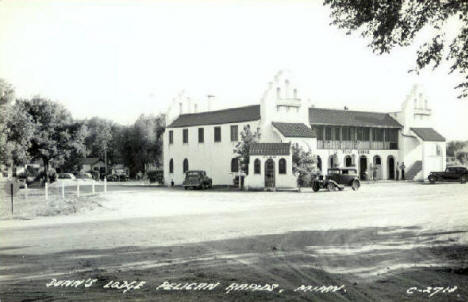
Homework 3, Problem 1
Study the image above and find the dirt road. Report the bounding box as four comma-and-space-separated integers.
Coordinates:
1, 182, 468, 301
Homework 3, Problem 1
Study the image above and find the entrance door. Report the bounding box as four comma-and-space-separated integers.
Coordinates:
388, 156, 395, 180
359, 156, 367, 180
264, 159, 275, 188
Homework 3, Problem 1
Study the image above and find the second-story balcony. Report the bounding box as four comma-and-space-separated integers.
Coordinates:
317, 140, 398, 150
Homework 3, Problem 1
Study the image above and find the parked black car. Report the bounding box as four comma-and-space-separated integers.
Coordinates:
428, 166, 468, 184
183, 170, 212, 190
312, 168, 361, 192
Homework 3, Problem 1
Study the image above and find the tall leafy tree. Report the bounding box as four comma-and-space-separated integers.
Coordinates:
22, 97, 87, 182
0, 100, 35, 166
324, 0, 468, 98
0, 81, 34, 167
233, 125, 261, 174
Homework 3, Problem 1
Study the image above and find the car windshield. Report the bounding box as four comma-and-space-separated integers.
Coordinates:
187, 172, 200, 176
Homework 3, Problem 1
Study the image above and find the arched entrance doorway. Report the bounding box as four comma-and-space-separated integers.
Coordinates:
373, 155, 382, 180
359, 156, 368, 180
388, 156, 395, 180
264, 159, 275, 188
328, 155, 334, 169
316, 156, 322, 172
345, 155, 352, 167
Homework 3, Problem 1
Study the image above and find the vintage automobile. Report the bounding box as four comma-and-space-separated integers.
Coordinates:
312, 168, 361, 192
428, 166, 468, 184
183, 170, 212, 190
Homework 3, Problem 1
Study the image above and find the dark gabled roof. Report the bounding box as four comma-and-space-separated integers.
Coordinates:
309, 108, 402, 128
272, 122, 316, 138
82, 158, 100, 165
410, 128, 446, 142
250, 143, 290, 156
168, 105, 260, 128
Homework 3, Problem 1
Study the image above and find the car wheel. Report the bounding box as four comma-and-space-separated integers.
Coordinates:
428, 176, 436, 184
184, 186, 187, 190
312, 181, 320, 192
461, 175, 467, 184
327, 182, 335, 192
351, 179, 360, 191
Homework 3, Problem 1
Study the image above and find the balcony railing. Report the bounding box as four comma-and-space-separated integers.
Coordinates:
317, 140, 398, 150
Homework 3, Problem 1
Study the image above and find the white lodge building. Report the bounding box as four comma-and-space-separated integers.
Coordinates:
163, 71, 446, 189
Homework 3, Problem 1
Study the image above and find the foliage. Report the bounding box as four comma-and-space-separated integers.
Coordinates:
292, 143, 317, 187
456, 152, 468, 164
85, 117, 113, 160
324, 0, 468, 98
22, 98, 87, 182
0, 99, 35, 166
233, 125, 261, 173
446, 140, 467, 157
116, 114, 165, 177
0, 79, 15, 106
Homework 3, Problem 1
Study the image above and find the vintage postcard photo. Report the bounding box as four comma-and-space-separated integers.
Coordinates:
1, 0, 467, 301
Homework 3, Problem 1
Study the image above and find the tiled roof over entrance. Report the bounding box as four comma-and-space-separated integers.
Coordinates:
410, 128, 446, 142
272, 122, 316, 138
168, 105, 260, 128
309, 108, 402, 128
250, 143, 291, 156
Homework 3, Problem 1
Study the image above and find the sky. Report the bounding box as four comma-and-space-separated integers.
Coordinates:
0, 0, 467, 140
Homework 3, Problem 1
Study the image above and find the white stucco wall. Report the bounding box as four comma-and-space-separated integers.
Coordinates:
246, 155, 296, 189
421, 141, 446, 181
164, 121, 259, 186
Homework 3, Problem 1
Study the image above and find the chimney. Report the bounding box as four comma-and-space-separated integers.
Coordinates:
194, 103, 198, 113
179, 102, 183, 115
276, 87, 281, 99
207, 95, 215, 111
284, 79, 290, 98
293, 88, 298, 99
187, 97, 192, 114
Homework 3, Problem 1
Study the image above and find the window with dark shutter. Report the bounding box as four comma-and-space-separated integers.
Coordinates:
183, 159, 189, 173
198, 128, 204, 143
279, 158, 287, 174
230, 125, 238, 142
183, 129, 188, 144
169, 159, 173, 173
254, 159, 261, 174
169, 130, 173, 144
214, 127, 221, 142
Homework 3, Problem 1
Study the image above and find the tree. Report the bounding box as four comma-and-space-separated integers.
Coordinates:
0, 81, 34, 167
22, 97, 87, 182
0, 79, 15, 106
117, 114, 165, 177
324, 0, 468, 98
233, 125, 261, 174
0, 100, 35, 166
292, 143, 317, 188
446, 140, 466, 157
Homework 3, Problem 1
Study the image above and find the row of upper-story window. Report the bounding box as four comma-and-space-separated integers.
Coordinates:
168, 157, 288, 175
311, 126, 399, 142
168, 125, 239, 144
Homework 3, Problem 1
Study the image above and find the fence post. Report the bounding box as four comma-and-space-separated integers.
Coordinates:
104, 178, 107, 193
61, 181, 65, 198
45, 182, 48, 200
77, 182, 80, 197
11, 183, 14, 215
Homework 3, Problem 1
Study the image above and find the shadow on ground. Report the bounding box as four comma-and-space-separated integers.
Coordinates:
1, 226, 467, 301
